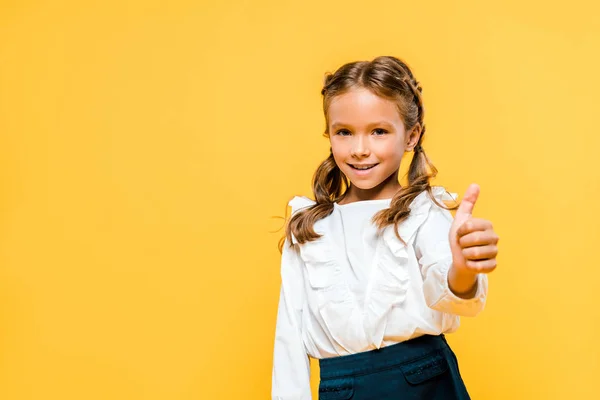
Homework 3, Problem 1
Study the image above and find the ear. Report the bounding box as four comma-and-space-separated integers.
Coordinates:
405, 124, 422, 151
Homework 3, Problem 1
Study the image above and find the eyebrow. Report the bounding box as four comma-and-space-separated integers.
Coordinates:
331, 121, 394, 130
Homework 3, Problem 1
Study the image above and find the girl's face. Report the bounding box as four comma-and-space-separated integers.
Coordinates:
328, 87, 420, 201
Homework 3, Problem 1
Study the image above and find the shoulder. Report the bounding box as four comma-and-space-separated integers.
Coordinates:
286, 196, 317, 246
410, 186, 457, 212
288, 195, 316, 215
383, 186, 457, 249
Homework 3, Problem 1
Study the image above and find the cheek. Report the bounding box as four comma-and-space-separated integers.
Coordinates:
374, 143, 403, 161
330, 141, 348, 160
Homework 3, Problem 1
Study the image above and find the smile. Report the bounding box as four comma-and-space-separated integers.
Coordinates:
349, 163, 379, 171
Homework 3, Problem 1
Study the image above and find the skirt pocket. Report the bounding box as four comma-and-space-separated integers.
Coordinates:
399, 350, 449, 385
318, 377, 354, 400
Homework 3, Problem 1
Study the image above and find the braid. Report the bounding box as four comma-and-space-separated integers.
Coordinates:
403, 77, 425, 140
321, 73, 333, 95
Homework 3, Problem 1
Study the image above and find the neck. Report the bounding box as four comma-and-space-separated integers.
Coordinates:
341, 171, 402, 203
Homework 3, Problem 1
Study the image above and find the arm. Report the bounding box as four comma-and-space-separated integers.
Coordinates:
272, 238, 312, 400
414, 205, 488, 317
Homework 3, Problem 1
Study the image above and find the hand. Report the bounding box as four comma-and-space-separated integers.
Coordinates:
449, 184, 499, 277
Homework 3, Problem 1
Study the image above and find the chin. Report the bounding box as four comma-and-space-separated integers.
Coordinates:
348, 179, 381, 190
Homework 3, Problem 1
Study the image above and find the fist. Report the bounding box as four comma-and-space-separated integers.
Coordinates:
449, 184, 499, 275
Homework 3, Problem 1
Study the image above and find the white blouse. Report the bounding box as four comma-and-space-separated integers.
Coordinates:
271, 187, 488, 400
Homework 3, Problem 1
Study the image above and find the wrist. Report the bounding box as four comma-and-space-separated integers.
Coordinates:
448, 264, 479, 299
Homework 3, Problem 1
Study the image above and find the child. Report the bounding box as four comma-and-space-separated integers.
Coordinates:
272, 56, 499, 400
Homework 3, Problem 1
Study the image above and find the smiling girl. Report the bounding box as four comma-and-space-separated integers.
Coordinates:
272, 56, 499, 400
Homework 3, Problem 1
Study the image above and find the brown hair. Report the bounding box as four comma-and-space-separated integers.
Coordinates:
279, 56, 457, 252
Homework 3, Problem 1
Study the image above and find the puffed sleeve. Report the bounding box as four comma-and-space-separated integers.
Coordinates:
272, 198, 314, 400
413, 202, 488, 317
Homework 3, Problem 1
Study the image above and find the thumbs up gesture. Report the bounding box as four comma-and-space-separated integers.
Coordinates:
449, 184, 499, 282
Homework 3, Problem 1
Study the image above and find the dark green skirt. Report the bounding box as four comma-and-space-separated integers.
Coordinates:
318, 335, 471, 400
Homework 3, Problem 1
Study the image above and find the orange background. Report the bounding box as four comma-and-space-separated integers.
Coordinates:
0, 0, 598, 398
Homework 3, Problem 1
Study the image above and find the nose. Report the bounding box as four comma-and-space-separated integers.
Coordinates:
350, 135, 370, 158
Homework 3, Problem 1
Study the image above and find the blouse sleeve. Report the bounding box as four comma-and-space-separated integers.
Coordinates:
271, 239, 312, 400
413, 203, 488, 317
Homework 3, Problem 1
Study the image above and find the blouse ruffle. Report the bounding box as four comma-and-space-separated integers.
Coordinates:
365, 187, 457, 347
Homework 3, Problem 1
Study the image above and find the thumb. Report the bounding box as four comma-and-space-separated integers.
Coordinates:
456, 183, 480, 217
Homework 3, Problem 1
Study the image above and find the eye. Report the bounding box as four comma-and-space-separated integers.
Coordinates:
373, 128, 388, 135
335, 129, 351, 136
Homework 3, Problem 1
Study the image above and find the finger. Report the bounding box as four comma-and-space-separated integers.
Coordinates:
466, 259, 497, 273
459, 230, 499, 248
462, 245, 498, 261
456, 218, 494, 238
455, 183, 480, 218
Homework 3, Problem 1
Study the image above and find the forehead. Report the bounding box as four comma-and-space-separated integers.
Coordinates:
328, 88, 402, 127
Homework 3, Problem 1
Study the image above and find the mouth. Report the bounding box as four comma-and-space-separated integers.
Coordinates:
348, 164, 379, 177
348, 163, 379, 171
